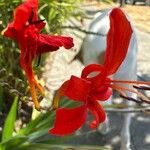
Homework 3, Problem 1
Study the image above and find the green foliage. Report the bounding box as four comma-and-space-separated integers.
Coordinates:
1, 96, 18, 142
0, 136, 28, 150
17, 144, 110, 150
0, 96, 109, 150
39, 0, 83, 33
96, 0, 113, 3
0, 0, 22, 74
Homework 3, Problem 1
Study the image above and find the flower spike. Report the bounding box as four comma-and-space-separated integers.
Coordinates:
2, 0, 74, 110
49, 8, 150, 136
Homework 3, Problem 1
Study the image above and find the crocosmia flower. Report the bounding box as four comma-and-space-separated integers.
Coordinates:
49, 8, 150, 136
2, 0, 74, 110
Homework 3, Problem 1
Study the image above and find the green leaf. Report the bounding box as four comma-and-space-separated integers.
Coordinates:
16, 144, 110, 150
0, 136, 28, 150
18, 112, 53, 135
2, 96, 19, 142
18, 98, 74, 136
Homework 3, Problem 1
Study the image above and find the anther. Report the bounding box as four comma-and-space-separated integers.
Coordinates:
36, 55, 41, 67
32, 19, 45, 25
133, 85, 150, 91
140, 98, 150, 104
120, 94, 142, 104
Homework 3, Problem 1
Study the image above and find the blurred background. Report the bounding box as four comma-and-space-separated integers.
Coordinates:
0, 0, 149, 150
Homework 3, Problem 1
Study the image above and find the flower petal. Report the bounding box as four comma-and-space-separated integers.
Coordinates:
81, 64, 104, 79
36, 34, 74, 56
104, 8, 133, 75
92, 87, 112, 101
13, 0, 38, 30
64, 76, 91, 102
35, 21, 46, 31
49, 105, 87, 136
2, 22, 15, 39
88, 100, 106, 129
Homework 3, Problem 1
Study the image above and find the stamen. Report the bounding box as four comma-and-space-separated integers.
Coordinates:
111, 85, 127, 97
34, 80, 45, 96
110, 80, 150, 85
50, 92, 61, 111
133, 85, 150, 91
110, 84, 150, 102
29, 82, 40, 110
49, 81, 68, 111
1, 27, 8, 35
120, 94, 142, 104
140, 98, 150, 104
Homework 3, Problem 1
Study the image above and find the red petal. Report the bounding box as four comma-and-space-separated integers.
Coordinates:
13, 0, 38, 30
36, 34, 74, 55
2, 22, 15, 39
104, 8, 133, 75
18, 29, 74, 64
20, 50, 33, 78
64, 76, 91, 102
35, 21, 46, 31
49, 105, 87, 136
88, 100, 106, 129
92, 87, 112, 101
81, 64, 104, 79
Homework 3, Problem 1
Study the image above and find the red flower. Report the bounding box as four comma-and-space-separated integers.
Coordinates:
49, 8, 150, 136
2, 0, 74, 110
